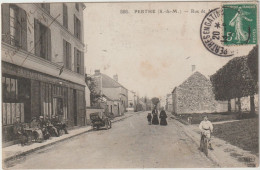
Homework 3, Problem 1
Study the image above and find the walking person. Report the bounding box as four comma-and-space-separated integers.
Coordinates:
147, 113, 152, 125
151, 108, 159, 125
159, 108, 168, 126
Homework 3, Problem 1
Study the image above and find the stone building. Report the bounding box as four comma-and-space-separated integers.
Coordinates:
1, 3, 86, 145
93, 70, 128, 116
172, 71, 227, 114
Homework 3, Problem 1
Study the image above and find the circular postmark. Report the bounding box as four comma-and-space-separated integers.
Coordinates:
200, 8, 234, 57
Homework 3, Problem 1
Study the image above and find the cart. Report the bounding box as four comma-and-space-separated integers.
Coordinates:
90, 112, 112, 130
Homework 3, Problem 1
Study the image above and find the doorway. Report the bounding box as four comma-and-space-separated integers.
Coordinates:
53, 97, 63, 116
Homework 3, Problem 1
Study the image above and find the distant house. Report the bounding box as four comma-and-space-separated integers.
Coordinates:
166, 94, 172, 112
172, 71, 227, 114
93, 70, 128, 116
128, 90, 137, 109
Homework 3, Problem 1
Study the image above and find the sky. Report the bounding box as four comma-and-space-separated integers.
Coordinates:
83, 2, 255, 99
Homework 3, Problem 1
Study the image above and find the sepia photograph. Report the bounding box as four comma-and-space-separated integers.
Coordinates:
1, 1, 259, 169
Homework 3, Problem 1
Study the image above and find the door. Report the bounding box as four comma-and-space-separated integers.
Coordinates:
18, 78, 31, 123
73, 89, 77, 126
53, 97, 63, 116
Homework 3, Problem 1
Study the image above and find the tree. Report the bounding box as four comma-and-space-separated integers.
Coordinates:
210, 46, 258, 114
85, 74, 101, 107
151, 97, 160, 108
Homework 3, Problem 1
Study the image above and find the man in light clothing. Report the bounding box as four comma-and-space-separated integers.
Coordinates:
199, 115, 214, 150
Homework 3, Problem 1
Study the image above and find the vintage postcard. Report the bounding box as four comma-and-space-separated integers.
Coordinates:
1, 1, 259, 169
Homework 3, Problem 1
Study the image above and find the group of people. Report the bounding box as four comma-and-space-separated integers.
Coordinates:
147, 108, 168, 126
13, 115, 69, 146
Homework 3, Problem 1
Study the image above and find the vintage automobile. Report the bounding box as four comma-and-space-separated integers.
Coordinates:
90, 112, 112, 130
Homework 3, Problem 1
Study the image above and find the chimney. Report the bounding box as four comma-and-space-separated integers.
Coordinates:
192, 65, 196, 72
113, 74, 118, 82
94, 69, 100, 75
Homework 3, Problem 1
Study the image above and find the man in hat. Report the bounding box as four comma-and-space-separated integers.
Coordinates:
13, 116, 28, 146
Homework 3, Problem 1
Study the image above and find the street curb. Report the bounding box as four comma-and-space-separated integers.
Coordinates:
173, 119, 222, 167
4, 114, 132, 164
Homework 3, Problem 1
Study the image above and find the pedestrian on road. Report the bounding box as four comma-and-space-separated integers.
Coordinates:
159, 109, 167, 126
152, 108, 159, 125
147, 113, 152, 125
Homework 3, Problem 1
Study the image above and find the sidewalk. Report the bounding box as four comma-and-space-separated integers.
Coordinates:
3, 113, 134, 163
172, 116, 259, 167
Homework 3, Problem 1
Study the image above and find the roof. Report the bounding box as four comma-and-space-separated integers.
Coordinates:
101, 73, 127, 90
176, 71, 212, 90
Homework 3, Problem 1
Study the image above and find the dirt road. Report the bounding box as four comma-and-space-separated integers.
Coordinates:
8, 111, 217, 169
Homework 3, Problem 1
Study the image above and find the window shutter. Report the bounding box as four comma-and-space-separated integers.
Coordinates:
47, 27, 51, 61
2, 4, 10, 44
34, 19, 41, 57
68, 43, 71, 70
20, 8, 27, 51
15, 7, 21, 48
80, 51, 84, 74
74, 15, 76, 37
46, 3, 50, 14
63, 4, 68, 28
63, 39, 66, 67
78, 20, 81, 41
74, 47, 77, 72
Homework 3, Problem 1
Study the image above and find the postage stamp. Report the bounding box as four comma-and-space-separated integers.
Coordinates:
223, 4, 257, 45
200, 3, 257, 57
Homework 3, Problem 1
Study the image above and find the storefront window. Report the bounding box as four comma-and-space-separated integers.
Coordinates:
2, 76, 18, 101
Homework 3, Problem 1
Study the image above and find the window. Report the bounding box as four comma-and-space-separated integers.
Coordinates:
75, 3, 79, 11
74, 48, 84, 74
2, 76, 18, 102
75, 48, 81, 73
74, 15, 81, 40
63, 4, 68, 29
40, 3, 50, 13
34, 19, 52, 60
1, 4, 27, 50
63, 40, 72, 69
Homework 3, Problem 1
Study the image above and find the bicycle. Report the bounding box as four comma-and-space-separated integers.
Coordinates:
200, 131, 210, 156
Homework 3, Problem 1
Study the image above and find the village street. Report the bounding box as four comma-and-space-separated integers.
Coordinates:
8, 111, 217, 169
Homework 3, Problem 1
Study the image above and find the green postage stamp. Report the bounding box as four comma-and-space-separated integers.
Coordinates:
223, 4, 257, 45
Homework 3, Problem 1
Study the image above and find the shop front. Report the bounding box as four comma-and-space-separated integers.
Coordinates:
2, 62, 86, 146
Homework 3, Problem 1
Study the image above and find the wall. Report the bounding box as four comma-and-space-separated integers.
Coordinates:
85, 84, 91, 107
230, 94, 258, 112
175, 86, 217, 114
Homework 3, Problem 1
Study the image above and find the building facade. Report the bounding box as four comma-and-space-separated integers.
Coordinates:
93, 70, 128, 116
2, 3, 86, 145
172, 71, 228, 114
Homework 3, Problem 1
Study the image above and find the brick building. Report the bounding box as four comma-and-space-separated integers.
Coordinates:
1, 3, 86, 145
172, 71, 227, 114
